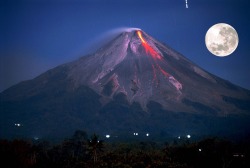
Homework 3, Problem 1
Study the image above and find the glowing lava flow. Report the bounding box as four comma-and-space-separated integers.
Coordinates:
137, 31, 146, 43
137, 30, 182, 91
137, 31, 162, 60
158, 65, 170, 78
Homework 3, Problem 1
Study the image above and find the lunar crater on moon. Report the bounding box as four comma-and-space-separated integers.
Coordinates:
205, 23, 239, 57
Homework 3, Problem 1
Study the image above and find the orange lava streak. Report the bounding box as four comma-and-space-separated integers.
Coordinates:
137, 31, 161, 60
158, 65, 170, 78
137, 31, 146, 43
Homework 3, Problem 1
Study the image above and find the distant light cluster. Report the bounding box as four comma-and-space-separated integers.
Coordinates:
177, 134, 192, 139
101, 133, 193, 139
14, 123, 22, 127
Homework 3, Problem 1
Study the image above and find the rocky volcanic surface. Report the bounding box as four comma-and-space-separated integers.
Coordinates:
1, 29, 250, 140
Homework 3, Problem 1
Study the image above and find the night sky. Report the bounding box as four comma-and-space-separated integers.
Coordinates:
1, 0, 250, 92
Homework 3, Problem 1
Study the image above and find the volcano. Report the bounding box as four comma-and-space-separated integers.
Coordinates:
1, 29, 250, 140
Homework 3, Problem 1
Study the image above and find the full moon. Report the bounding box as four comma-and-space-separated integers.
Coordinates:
205, 23, 239, 57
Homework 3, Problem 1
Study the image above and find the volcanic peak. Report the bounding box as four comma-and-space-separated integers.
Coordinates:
1, 28, 250, 140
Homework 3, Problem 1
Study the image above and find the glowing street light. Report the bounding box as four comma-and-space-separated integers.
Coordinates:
186, 134, 191, 139
14, 123, 22, 127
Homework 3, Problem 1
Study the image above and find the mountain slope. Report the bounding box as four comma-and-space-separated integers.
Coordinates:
1, 29, 250, 140
65, 29, 250, 114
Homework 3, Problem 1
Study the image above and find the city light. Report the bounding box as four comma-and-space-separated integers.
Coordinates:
146, 133, 149, 137
187, 134, 191, 139
106, 135, 110, 138
14, 123, 22, 127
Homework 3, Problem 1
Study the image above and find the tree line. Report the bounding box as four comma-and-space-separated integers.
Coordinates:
0, 130, 249, 168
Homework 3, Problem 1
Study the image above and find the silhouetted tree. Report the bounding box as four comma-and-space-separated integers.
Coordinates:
71, 130, 88, 161
87, 134, 104, 164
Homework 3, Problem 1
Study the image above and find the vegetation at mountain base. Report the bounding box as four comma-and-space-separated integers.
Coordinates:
0, 130, 249, 168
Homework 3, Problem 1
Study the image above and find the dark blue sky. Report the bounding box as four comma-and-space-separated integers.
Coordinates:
1, 0, 250, 92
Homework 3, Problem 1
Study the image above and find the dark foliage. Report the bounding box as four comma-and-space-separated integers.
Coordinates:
1, 130, 250, 168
